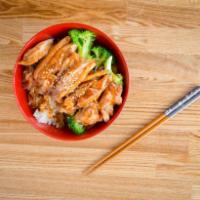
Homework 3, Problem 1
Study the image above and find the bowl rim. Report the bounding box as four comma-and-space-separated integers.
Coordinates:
13, 22, 129, 141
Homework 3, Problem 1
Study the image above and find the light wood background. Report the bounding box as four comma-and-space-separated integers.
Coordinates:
0, 0, 200, 199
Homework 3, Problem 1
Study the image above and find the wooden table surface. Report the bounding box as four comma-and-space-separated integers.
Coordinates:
0, 0, 200, 199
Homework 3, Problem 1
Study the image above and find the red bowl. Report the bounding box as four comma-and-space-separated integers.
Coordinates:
13, 23, 129, 141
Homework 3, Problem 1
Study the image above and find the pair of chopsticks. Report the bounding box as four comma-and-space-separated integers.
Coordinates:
84, 86, 200, 175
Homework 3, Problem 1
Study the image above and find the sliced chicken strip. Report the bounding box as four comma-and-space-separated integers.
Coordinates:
55, 60, 96, 103
72, 80, 94, 98
60, 96, 76, 115
19, 38, 53, 66
44, 44, 77, 75
38, 44, 77, 80
83, 69, 108, 82
37, 73, 57, 94
36, 44, 77, 94
75, 102, 102, 126
58, 52, 80, 76
34, 36, 70, 79
99, 82, 122, 122
59, 81, 93, 115
77, 75, 111, 108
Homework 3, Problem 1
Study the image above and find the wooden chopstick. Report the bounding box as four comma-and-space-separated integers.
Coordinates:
84, 114, 167, 175
84, 86, 200, 175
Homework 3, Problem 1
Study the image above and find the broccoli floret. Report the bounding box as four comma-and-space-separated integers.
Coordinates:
104, 56, 123, 85
69, 29, 96, 59
91, 46, 111, 67
112, 73, 123, 85
67, 116, 85, 135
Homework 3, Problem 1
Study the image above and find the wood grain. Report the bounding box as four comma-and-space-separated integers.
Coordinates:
0, 0, 200, 199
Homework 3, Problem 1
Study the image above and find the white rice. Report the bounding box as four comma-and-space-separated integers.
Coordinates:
33, 109, 56, 126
